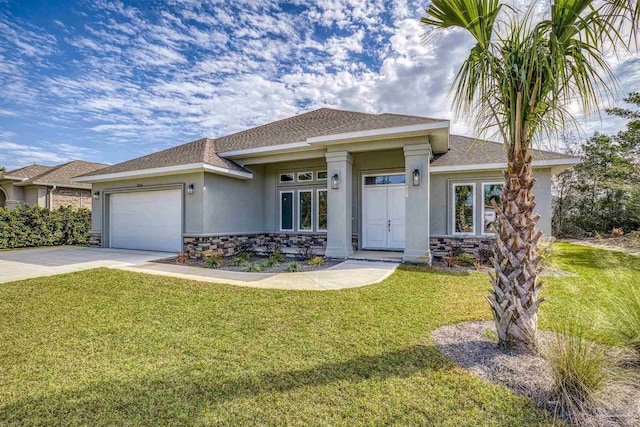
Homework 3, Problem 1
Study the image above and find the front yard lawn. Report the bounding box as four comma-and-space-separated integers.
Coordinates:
1, 243, 637, 426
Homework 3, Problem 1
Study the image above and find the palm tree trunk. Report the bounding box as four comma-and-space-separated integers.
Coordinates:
487, 146, 544, 351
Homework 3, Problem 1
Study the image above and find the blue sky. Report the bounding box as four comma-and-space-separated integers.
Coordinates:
0, 0, 638, 170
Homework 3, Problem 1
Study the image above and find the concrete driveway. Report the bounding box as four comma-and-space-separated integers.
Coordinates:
0, 246, 171, 283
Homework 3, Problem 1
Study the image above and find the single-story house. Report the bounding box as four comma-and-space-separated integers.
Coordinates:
73, 108, 579, 263
1, 160, 107, 210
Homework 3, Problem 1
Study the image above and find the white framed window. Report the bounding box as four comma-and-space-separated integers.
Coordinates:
451, 183, 475, 235
482, 182, 503, 234
317, 171, 328, 181
317, 189, 327, 232
297, 171, 313, 182
297, 190, 313, 231
280, 191, 294, 231
279, 173, 294, 183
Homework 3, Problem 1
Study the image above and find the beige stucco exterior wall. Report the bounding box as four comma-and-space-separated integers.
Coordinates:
429, 168, 553, 237
23, 186, 48, 208
202, 165, 265, 235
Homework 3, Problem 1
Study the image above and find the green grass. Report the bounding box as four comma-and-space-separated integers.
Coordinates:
0, 243, 637, 426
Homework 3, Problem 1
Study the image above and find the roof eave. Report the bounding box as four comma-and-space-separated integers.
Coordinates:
72, 162, 253, 183
429, 157, 581, 174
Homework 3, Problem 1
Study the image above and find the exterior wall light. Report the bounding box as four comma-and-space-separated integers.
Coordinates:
187, 184, 195, 195
93, 191, 100, 200
412, 168, 421, 186
331, 173, 340, 190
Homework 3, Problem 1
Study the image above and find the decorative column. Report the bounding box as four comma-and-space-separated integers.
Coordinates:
403, 143, 432, 263
325, 151, 353, 258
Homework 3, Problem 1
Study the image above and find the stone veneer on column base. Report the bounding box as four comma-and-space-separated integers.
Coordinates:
89, 232, 102, 247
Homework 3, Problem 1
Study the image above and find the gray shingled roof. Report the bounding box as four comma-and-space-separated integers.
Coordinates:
431, 135, 578, 168
4, 164, 55, 179
78, 138, 247, 178
28, 160, 108, 186
80, 109, 443, 178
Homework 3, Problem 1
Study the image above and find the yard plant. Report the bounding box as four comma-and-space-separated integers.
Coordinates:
422, 0, 639, 350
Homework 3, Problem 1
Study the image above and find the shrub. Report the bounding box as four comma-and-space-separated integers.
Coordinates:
260, 257, 280, 268
449, 241, 464, 257
270, 252, 285, 263
295, 241, 317, 260
176, 252, 189, 264
611, 227, 624, 237
286, 262, 302, 272
0, 205, 91, 249
206, 255, 222, 269
265, 240, 283, 258
244, 263, 264, 273
453, 253, 475, 267
307, 256, 324, 267
238, 251, 252, 261
229, 256, 248, 267
543, 322, 609, 418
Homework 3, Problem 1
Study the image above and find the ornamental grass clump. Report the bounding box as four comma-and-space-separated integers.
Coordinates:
286, 262, 302, 272
543, 323, 609, 419
229, 256, 248, 267
244, 263, 264, 273
602, 287, 640, 358
307, 256, 324, 267
205, 255, 222, 269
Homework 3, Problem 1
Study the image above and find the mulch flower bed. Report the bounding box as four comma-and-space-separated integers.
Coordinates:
153, 255, 342, 273
432, 321, 640, 426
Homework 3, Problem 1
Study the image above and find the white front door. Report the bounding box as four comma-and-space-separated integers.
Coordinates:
363, 180, 406, 250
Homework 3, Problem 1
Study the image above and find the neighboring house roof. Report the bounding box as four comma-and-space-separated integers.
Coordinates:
2, 160, 107, 188
431, 135, 580, 172
2, 164, 55, 179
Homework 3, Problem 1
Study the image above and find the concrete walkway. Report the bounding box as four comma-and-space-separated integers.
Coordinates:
0, 247, 172, 283
0, 246, 399, 290
117, 260, 399, 290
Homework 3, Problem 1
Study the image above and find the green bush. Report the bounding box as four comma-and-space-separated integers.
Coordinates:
205, 256, 221, 269
244, 263, 264, 273
602, 287, 640, 357
286, 262, 302, 272
229, 256, 248, 267
260, 257, 280, 268
453, 253, 475, 267
0, 205, 91, 249
270, 252, 285, 263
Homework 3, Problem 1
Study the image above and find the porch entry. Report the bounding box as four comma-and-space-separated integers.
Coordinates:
362, 174, 406, 250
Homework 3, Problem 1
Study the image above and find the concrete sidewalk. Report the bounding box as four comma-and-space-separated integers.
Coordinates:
117, 260, 399, 290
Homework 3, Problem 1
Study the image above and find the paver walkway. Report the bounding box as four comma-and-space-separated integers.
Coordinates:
118, 260, 399, 290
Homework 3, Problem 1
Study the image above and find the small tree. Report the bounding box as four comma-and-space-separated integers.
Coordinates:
422, 0, 639, 350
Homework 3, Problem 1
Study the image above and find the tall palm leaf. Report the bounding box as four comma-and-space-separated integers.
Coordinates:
422, 0, 638, 350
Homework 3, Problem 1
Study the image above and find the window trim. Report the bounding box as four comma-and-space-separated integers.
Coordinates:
451, 182, 476, 235
481, 181, 503, 235
316, 170, 328, 181
279, 190, 294, 232
316, 189, 328, 232
279, 173, 294, 183
297, 189, 314, 232
297, 171, 313, 182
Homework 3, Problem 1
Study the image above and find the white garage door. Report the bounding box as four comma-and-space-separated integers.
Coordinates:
109, 189, 182, 252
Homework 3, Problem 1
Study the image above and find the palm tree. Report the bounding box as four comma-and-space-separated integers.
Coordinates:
422, 0, 638, 350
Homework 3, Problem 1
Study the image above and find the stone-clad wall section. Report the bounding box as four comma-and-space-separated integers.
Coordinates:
183, 233, 360, 259
89, 232, 102, 247
429, 236, 496, 262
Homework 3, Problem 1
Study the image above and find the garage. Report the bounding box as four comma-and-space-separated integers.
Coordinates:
109, 189, 182, 253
